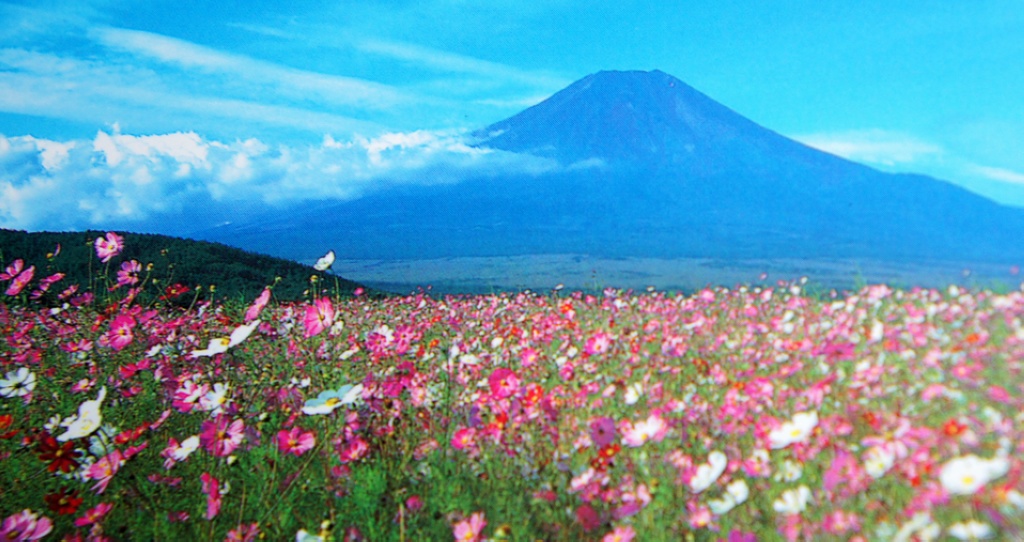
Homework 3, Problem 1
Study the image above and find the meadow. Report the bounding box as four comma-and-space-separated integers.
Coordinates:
1, 233, 1023, 541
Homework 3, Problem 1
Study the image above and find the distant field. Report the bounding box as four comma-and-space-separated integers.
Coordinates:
330, 254, 1023, 295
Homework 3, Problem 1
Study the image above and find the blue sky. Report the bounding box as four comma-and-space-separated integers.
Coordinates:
2, 0, 1024, 233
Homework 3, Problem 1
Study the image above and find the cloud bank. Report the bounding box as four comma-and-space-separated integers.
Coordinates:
0, 129, 559, 234
792, 129, 943, 166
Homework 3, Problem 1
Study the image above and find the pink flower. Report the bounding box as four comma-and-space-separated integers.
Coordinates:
590, 416, 617, 447
0, 259, 24, 281
488, 368, 519, 399
74, 503, 113, 528
201, 472, 222, 520
94, 232, 124, 263
104, 314, 136, 351
245, 288, 271, 322
172, 380, 208, 413
622, 413, 668, 447
452, 511, 486, 542
303, 297, 335, 338
86, 451, 124, 494
276, 427, 315, 456
115, 260, 141, 287
200, 416, 245, 457
225, 522, 260, 541
5, 265, 34, 296
602, 525, 636, 542
451, 427, 476, 451
0, 509, 53, 541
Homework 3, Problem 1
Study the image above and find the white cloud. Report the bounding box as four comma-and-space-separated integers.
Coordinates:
0, 129, 560, 233
968, 165, 1024, 185
792, 129, 942, 166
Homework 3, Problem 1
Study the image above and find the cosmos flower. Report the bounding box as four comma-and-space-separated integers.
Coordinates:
939, 454, 1009, 496
302, 384, 363, 415
690, 450, 728, 494
303, 298, 335, 338
94, 232, 124, 263
947, 520, 994, 540
314, 250, 336, 271
57, 387, 107, 442
0, 367, 36, 399
768, 411, 818, 449
772, 485, 812, 515
708, 479, 750, 515
0, 510, 52, 541
453, 511, 486, 542
191, 320, 260, 357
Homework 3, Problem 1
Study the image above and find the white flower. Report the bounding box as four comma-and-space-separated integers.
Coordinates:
768, 411, 818, 449
0, 367, 36, 398
191, 320, 260, 358
939, 454, 1010, 495
772, 485, 812, 515
199, 383, 231, 416
773, 459, 803, 482
893, 512, 941, 542
314, 250, 335, 271
948, 520, 994, 540
57, 387, 107, 442
708, 479, 749, 515
624, 382, 643, 405
689, 450, 728, 493
864, 446, 896, 478
302, 384, 363, 415
173, 436, 200, 461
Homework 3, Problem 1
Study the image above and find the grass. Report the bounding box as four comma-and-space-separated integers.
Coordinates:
1, 235, 1024, 541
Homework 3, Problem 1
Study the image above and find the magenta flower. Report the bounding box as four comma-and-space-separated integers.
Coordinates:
488, 368, 519, 400
200, 415, 245, 457
622, 413, 668, 447
602, 525, 635, 542
104, 314, 136, 351
86, 450, 124, 494
201, 472, 222, 520
5, 265, 34, 296
276, 427, 316, 456
0, 259, 24, 281
74, 502, 113, 528
94, 232, 124, 263
0, 509, 53, 541
115, 260, 142, 287
452, 511, 486, 542
245, 287, 271, 322
303, 297, 335, 338
590, 416, 617, 447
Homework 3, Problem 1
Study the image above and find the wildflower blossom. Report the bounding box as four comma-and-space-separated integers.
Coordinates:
690, 450, 728, 493
773, 485, 812, 515
35, 433, 82, 473
245, 288, 271, 322
0, 510, 52, 541
201, 472, 223, 520
453, 511, 486, 542
200, 416, 245, 457
104, 314, 136, 351
0, 259, 24, 281
277, 427, 316, 456
708, 479, 750, 515
74, 503, 113, 528
303, 297, 335, 337
94, 232, 124, 262
57, 387, 106, 442
863, 446, 896, 478
602, 525, 636, 542
768, 411, 818, 449
199, 383, 232, 416
85, 450, 124, 494
0, 367, 36, 399
314, 250, 335, 271
226, 523, 260, 542
590, 416, 617, 447
622, 413, 668, 447
302, 384, 362, 415
191, 320, 260, 357
947, 520, 994, 540
5, 265, 34, 296
939, 454, 1009, 495
160, 436, 200, 469
44, 487, 83, 516
115, 260, 141, 287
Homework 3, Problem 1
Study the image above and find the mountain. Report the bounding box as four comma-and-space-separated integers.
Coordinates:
198, 69, 1024, 284
0, 229, 375, 302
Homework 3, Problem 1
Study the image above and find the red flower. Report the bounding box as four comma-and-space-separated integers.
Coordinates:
44, 487, 83, 515
160, 283, 190, 301
36, 433, 82, 473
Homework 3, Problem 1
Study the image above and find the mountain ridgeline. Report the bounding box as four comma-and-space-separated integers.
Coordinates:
200, 70, 1024, 271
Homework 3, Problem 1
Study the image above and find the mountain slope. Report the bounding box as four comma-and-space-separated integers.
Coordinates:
198, 69, 1024, 274
0, 229, 373, 302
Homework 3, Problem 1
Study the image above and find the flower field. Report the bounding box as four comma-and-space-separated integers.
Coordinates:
2, 235, 1024, 540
